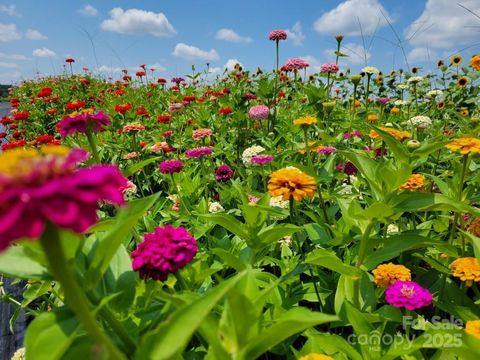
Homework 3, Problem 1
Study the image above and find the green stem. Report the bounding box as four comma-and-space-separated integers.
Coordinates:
86, 129, 101, 163
39, 223, 125, 360
174, 271, 190, 290
353, 222, 374, 309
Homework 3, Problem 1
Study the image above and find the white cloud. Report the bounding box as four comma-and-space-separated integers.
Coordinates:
224, 59, 243, 71
0, 70, 22, 83
407, 47, 437, 63
405, 0, 480, 49
313, 0, 392, 36
96, 65, 123, 73
145, 63, 166, 72
215, 28, 252, 43
286, 22, 305, 46
101, 8, 176, 37
0, 23, 22, 42
78, 4, 98, 17
0, 61, 17, 68
173, 43, 219, 61
25, 29, 47, 40
0, 4, 19, 16
0, 53, 28, 61
32, 47, 56, 57
324, 42, 371, 65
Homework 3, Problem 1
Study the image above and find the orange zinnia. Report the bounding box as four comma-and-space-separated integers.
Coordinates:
399, 174, 426, 191
445, 137, 480, 155
268, 167, 316, 201
470, 55, 480, 71
293, 116, 317, 126
369, 127, 411, 141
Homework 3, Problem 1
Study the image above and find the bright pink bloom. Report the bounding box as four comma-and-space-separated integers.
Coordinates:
385, 280, 432, 311
284, 58, 309, 71
248, 105, 270, 120
251, 154, 274, 165
318, 146, 337, 155
57, 111, 111, 138
215, 164, 234, 182
121, 123, 145, 133
269, 29, 287, 41
131, 225, 197, 281
185, 146, 212, 158
0, 148, 127, 252
320, 63, 339, 74
192, 128, 213, 140
159, 159, 183, 174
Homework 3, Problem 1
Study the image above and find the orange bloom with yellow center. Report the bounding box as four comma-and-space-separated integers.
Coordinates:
445, 137, 480, 155
293, 116, 317, 126
299, 354, 333, 360
367, 114, 379, 122
468, 217, 480, 237
470, 55, 480, 71
372, 263, 411, 287
268, 167, 316, 201
465, 320, 480, 340
399, 174, 426, 191
451, 257, 480, 287
369, 127, 411, 141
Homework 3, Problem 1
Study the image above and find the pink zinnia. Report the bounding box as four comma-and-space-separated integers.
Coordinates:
318, 146, 337, 155
215, 164, 234, 182
251, 154, 274, 165
185, 146, 212, 158
57, 111, 111, 138
121, 123, 145, 133
159, 159, 183, 174
248, 105, 270, 120
385, 280, 432, 311
269, 29, 287, 41
0, 147, 127, 252
192, 128, 213, 140
320, 63, 339, 74
285, 58, 309, 71
131, 225, 197, 281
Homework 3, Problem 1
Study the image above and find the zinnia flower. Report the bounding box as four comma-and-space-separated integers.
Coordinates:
457, 76, 469, 87
57, 111, 111, 138
131, 225, 197, 281
248, 105, 270, 120
372, 263, 411, 287
369, 127, 411, 141
115, 103, 132, 114
445, 137, 480, 155
251, 154, 274, 165
468, 217, 480, 237
121, 123, 145, 133
385, 281, 432, 311
159, 159, 183, 174
320, 63, 339, 74
268, 29, 287, 41
399, 174, 426, 191
470, 55, 480, 71
317, 146, 337, 155
192, 128, 213, 140
185, 146, 212, 158
284, 58, 309, 71
451, 55, 462, 66
407, 116, 432, 130
362, 66, 379, 75
268, 167, 316, 201
299, 354, 333, 360
293, 116, 317, 126
215, 164, 234, 182
451, 257, 480, 287
465, 320, 480, 340
0, 146, 127, 252
242, 145, 265, 164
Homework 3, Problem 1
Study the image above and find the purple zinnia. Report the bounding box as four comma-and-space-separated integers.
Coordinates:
171, 77, 184, 84
344, 131, 363, 140
131, 225, 197, 281
251, 154, 274, 165
215, 164, 234, 182
377, 97, 390, 105
185, 146, 212, 158
318, 146, 337, 155
159, 159, 183, 174
320, 63, 339, 74
385, 280, 433, 311
0, 147, 127, 252
269, 29, 287, 41
57, 111, 111, 138
248, 105, 270, 120
337, 161, 358, 175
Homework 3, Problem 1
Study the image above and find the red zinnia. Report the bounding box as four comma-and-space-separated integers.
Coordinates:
219, 107, 233, 115
37, 87, 52, 98
66, 100, 85, 111
115, 103, 132, 114
13, 111, 29, 121
65, 58, 75, 63
157, 115, 171, 123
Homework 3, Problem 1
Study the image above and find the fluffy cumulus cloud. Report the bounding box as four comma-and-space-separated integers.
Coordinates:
215, 28, 252, 43
0, 4, 19, 16
323, 43, 371, 66
78, 4, 98, 17
101, 8, 176, 37
173, 43, 219, 61
314, 0, 392, 36
407, 47, 437, 63
0, 53, 28, 61
0, 23, 22, 42
286, 22, 305, 46
405, 0, 480, 49
32, 47, 56, 58
0, 61, 18, 68
25, 29, 47, 40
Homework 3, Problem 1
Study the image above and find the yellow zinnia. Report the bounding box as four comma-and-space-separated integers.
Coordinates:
299, 354, 333, 360
445, 137, 480, 155
294, 116, 317, 126
451, 257, 480, 287
372, 263, 411, 287
268, 167, 316, 201
465, 320, 480, 340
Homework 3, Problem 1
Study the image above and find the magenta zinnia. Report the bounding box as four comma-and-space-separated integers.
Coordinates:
251, 154, 274, 165
159, 159, 183, 174
0, 146, 127, 252
385, 280, 432, 311
57, 111, 111, 138
248, 105, 270, 120
269, 29, 287, 41
131, 225, 197, 281
215, 164, 234, 182
185, 146, 212, 158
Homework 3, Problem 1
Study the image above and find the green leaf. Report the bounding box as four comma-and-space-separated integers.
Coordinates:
0, 243, 50, 280
123, 156, 160, 177
135, 272, 246, 360
370, 126, 410, 163
303, 331, 363, 360
306, 248, 361, 277
84, 193, 160, 289
198, 212, 249, 240
255, 224, 301, 248
25, 308, 80, 360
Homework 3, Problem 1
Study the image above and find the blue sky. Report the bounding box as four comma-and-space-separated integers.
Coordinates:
1, 0, 480, 83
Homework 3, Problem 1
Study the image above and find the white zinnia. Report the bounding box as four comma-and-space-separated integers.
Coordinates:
362, 66, 379, 74
241, 145, 265, 164
407, 115, 432, 130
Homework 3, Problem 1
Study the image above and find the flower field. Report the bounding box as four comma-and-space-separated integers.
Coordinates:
2, 34, 480, 359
